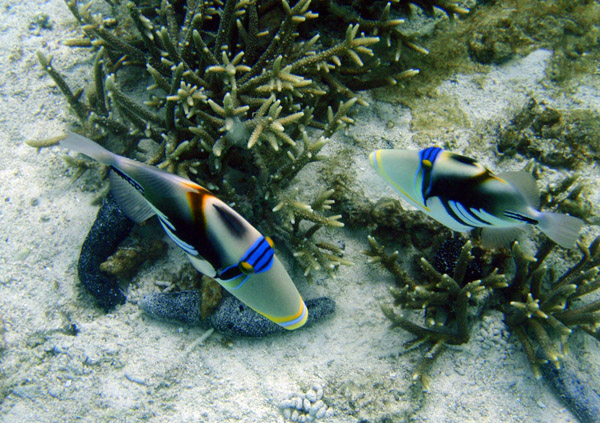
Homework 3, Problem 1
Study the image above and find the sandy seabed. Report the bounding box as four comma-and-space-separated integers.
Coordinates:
1, 1, 599, 422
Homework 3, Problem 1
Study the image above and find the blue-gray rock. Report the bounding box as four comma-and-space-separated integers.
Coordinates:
140, 291, 336, 337
139, 291, 203, 325
541, 354, 600, 423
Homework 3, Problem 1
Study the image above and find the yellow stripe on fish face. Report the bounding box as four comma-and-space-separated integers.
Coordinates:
256, 300, 308, 330
265, 236, 274, 248
369, 150, 431, 212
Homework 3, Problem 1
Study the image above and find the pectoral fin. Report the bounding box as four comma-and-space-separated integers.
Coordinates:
480, 226, 528, 249
187, 253, 217, 278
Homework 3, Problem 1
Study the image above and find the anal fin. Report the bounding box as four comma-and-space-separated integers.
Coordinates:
480, 226, 528, 249
187, 253, 217, 278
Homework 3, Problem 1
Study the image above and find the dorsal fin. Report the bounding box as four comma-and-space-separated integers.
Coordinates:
498, 171, 540, 209
109, 170, 156, 223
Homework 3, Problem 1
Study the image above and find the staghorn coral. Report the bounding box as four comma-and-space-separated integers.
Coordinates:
367, 234, 600, 388
366, 236, 506, 386
506, 238, 600, 378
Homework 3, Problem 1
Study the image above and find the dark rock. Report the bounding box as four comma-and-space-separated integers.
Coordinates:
541, 355, 600, 423
77, 194, 134, 310
139, 291, 203, 325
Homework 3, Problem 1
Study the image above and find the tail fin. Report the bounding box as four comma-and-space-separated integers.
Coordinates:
60, 132, 115, 166
537, 212, 584, 248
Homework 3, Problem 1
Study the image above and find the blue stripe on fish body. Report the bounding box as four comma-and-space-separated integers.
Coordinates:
414, 147, 442, 203
454, 201, 493, 227
420, 146, 442, 166
440, 199, 474, 229
229, 274, 251, 290
279, 302, 308, 328
241, 236, 275, 273
448, 201, 479, 228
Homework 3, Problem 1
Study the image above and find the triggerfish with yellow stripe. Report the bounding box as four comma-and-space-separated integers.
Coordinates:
369, 147, 584, 248
61, 132, 307, 330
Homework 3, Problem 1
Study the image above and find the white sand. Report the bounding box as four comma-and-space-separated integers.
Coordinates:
1, 1, 598, 422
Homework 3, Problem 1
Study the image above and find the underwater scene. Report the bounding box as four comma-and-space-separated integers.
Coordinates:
1, 0, 600, 421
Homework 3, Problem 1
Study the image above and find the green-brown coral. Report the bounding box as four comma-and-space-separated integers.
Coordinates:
99, 237, 167, 278
498, 98, 600, 169
366, 236, 506, 385
505, 238, 600, 378
368, 234, 600, 385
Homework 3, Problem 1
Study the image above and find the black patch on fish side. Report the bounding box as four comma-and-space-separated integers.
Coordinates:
217, 265, 243, 281
427, 169, 498, 214
77, 194, 134, 311
213, 204, 246, 236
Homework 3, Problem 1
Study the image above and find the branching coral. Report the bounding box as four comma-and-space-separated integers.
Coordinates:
311, 0, 468, 63
367, 234, 600, 385
37, 0, 404, 278
274, 187, 353, 279
366, 236, 506, 385
505, 238, 600, 378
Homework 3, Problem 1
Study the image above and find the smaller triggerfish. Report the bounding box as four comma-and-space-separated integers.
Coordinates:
369, 147, 584, 248
60, 132, 307, 330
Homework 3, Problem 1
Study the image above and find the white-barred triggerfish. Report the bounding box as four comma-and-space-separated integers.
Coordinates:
61, 132, 307, 330
370, 147, 584, 248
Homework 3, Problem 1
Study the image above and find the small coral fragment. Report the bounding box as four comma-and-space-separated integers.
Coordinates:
100, 239, 167, 279
371, 232, 600, 387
